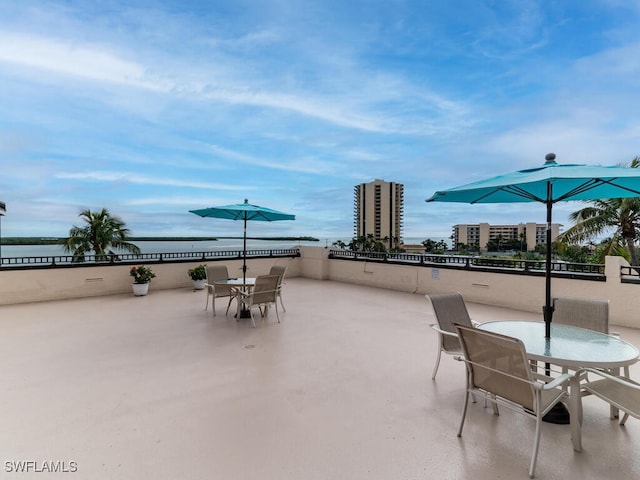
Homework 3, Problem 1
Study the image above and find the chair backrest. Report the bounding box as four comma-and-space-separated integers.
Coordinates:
426, 292, 472, 351
552, 296, 609, 334
251, 275, 280, 304
456, 324, 535, 411
269, 265, 287, 288
206, 265, 229, 282
206, 265, 230, 294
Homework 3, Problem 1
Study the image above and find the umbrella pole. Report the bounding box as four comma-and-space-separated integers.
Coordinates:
543, 182, 554, 339
243, 215, 247, 285
541, 181, 571, 424
238, 214, 252, 319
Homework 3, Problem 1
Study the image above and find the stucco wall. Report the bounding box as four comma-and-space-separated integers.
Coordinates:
0, 256, 299, 305
309, 247, 639, 328
1, 246, 638, 328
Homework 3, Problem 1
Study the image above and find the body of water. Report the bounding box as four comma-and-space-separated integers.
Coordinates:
0, 237, 447, 258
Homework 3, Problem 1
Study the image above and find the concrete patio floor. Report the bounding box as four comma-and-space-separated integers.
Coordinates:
1, 277, 639, 479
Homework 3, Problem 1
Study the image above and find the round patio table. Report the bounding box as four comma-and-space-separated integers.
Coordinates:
479, 320, 639, 440
214, 277, 256, 318
479, 321, 639, 369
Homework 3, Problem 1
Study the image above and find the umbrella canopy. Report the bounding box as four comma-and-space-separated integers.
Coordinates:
427, 153, 640, 338
189, 199, 295, 283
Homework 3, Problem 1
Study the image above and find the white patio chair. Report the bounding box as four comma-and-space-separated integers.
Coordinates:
234, 274, 280, 328
455, 324, 574, 478
552, 296, 610, 334
204, 265, 234, 317
577, 368, 640, 425
552, 296, 628, 394
269, 265, 287, 312
426, 292, 476, 380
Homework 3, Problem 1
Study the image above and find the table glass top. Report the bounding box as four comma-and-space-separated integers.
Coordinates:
214, 277, 256, 285
479, 321, 639, 368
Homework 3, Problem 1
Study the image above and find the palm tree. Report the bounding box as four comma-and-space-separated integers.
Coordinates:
559, 158, 640, 266
332, 240, 347, 249
61, 208, 141, 262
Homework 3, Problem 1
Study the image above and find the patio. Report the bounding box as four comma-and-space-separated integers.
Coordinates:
1, 277, 639, 479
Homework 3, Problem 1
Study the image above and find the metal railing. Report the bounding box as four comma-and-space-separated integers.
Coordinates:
621, 265, 640, 284
328, 249, 606, 280
0, 248, 301, 269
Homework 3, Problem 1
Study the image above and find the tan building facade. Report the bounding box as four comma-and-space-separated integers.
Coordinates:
453, 222, 561, 252
354, 179, 404, 249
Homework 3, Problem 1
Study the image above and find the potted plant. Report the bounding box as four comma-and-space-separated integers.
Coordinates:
188, 264, 207, 290
130, 265, 156, 296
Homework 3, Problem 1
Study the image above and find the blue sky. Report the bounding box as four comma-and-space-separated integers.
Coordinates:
1, 1, 640, 241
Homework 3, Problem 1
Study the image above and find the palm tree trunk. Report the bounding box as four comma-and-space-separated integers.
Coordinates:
625, 236, 639, 266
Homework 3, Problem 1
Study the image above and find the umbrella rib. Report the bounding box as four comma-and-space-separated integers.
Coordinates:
471, 185, 544, 203
553, 178, 640, 203
596, 178, 640, 197
552, 178, 602, 203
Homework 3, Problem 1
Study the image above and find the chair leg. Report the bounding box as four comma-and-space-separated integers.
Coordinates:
278, 292, 286, 312
620, 413, 630, 426
432, 335, 444, 380
457, 390, 471, 437
530, 410, 543, 478
212, 296, 217, 317
205, 292, 210, 311
431, 350, 443, 380
274, 301, 280, 323
249, 307, 256, 328
490, 395, 499, 415
225, 295, 235, 316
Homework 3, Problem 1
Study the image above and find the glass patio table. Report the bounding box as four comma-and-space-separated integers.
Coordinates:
214, 277, 256, 318
214, 277, 256, 287
479, 320, 639, 450
479, 321, 639, 370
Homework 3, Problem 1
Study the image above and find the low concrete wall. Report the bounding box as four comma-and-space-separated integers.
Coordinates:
0, 256, 299, 305
1, 246, 638, 328
308, 247, 639, 329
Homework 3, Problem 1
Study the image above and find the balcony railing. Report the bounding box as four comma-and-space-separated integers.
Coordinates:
621, 265, 640, 284
0, 248, 300, 269
328, 249, 606, 280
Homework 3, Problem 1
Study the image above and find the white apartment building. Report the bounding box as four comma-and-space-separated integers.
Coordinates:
452, 222, 561, 252
354, 179, 404, 249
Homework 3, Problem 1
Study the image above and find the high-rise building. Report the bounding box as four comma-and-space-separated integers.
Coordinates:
452, 222, 561, 252
354, 179, 404, 249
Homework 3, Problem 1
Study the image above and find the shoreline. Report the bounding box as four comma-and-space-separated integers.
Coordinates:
1, 236, 320, 245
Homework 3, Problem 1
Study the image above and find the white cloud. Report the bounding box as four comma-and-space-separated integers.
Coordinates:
56, 171, 249, 191
0, 32, 171, 90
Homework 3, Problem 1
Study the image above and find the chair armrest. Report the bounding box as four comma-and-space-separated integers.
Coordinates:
454, 356, 572, 390
430, 324, 458, 338
538, 373, 574, 391
577, 368, 640, 390
229, 286, 246, 297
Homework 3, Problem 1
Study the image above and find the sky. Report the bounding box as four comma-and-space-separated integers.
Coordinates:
1, 0, 640, 242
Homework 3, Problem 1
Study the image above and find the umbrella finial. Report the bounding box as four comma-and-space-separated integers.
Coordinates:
545, 153, 557, 165
244, 199, 248, 204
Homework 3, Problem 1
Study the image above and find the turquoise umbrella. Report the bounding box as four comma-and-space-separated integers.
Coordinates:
427, 153, 640, 338
189, 199, 295, 285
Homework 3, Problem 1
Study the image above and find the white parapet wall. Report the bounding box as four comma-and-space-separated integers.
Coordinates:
0, 256, 300, 305
299, 247, 640, 329
1, 246, 638, 329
